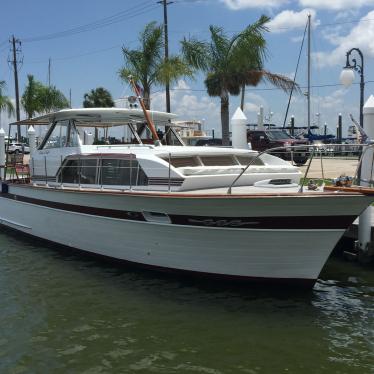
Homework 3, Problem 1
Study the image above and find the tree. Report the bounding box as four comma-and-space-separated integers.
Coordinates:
21, 75, 69, 117
119, 21, 192, 110
83, 87, 114, 142
83, 87, 115, 108
38, 85, 70, 113
0, 81, 15, 128
181, 16, 296, 145
22, 75, 43, 118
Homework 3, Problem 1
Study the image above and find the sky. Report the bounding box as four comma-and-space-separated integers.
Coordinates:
1, 0, 374, 137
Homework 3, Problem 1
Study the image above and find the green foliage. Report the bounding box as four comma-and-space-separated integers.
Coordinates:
181, 15, 297, 145
22, 75, 43, 118
0, 80, 15, 117
83, 87, 114, 108
181, 16, 270, 98
119, 21, 193, 109
40, 86, 70, 113
21, 75, 69, 118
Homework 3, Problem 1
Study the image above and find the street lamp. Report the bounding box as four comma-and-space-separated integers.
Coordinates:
339, 48, 365, 128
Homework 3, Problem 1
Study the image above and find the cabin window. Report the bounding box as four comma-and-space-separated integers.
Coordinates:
67, 123, 80, 147
100, 159, 148, 186
59, 158, 148, 186
44, 120, 69, 149
101, 159, 132, 185
81, 159, 97, 184
236, 155, 264, 166
60, 160, 79, 183
58, 159, 97, 184
199, 155, 238, 166
165, 157, 200, 168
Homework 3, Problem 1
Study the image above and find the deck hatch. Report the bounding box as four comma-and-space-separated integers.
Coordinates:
200, 155, 238, 166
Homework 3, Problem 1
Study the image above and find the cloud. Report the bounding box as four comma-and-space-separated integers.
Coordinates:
220, 0, 288, 10
151, 80, 220, 133
299, 0, 374, 10
313, 10, 374, 67
334, 9, 359, 20
317, 89, 347, 109
268, 9, 319, 33
291, 35, 304, 43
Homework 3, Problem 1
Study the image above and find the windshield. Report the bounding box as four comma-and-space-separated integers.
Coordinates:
266, 130, 292, 140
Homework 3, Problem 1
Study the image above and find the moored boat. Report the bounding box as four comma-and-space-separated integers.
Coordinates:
0, 107, 372, 288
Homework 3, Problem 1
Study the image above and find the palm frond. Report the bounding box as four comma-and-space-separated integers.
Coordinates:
209, 25, 230, 67
261, 70, 301, 93
0, 80, 15, 117
181, 37, 210, 71
155, 56, 194, 85
141, 22, 163, 67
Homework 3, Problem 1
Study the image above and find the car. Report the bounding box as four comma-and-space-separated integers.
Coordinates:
247, 129, 309, 165
195, 138, 222, 146
6, 142, 30, 154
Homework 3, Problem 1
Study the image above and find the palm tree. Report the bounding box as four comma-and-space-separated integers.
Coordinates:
83, 87, 114, 142
181, 16, 297, 145
119, 21, 192, 110
0, 80, 15, 128
83, 87, 115, 108
22, 75, 43, 118
38, 85, 69, 113
22, 75, 69, 117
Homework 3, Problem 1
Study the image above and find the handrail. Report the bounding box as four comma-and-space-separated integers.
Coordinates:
23, 142, 374, 193
353, 142, 374, 185
227, 143, 365, 194
299, 147, 315, 193
227, 144, 314, 194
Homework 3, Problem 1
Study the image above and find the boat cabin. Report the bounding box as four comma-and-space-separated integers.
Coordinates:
7, 108, 302, 191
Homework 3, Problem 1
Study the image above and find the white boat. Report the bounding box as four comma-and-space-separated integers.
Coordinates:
0, 108, 372, 288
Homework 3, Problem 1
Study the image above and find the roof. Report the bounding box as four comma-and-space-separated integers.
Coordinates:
8, 107, 177, 127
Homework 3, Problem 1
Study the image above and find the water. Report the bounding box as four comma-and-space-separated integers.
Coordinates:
0, 230, 373, 374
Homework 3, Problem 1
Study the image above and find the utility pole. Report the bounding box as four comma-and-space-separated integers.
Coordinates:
9, 35, 22, 141
307, 14, 311, 133
158, 0, 173, 113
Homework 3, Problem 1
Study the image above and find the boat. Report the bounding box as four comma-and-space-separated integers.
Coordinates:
0, 107, 372, 288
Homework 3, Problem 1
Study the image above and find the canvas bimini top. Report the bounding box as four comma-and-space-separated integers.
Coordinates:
9, 108, 178, 128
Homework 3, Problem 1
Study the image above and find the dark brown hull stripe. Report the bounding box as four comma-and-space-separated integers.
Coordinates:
1, 192, 356, 230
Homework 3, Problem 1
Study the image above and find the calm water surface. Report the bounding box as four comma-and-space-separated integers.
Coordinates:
0, 230, 373, 374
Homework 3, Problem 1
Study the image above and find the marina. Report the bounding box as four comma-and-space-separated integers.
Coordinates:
1, 1, 374, 372
1, 106, 373, 288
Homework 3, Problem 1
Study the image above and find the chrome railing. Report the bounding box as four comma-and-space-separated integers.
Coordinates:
24, 143, 374, 193
227, 143, 370, 194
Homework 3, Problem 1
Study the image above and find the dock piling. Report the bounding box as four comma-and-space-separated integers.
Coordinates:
357, 95, 374, 261
0, 128, 5, 180
231, 107, 248, 149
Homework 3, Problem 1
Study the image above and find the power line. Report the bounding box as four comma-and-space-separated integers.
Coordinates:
25, 44, 127, 64
22, 1, 157, 43
166, 80, 374, 93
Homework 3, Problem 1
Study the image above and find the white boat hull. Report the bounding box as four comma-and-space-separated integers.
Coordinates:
0, 184, 371, 287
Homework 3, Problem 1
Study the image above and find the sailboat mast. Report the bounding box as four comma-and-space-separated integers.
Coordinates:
307, 13, 311, 133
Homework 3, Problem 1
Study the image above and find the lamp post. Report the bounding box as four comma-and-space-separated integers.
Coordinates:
339, 48, 365, 128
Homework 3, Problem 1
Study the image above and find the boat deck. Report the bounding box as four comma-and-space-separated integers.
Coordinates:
6, 181, 364, 197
